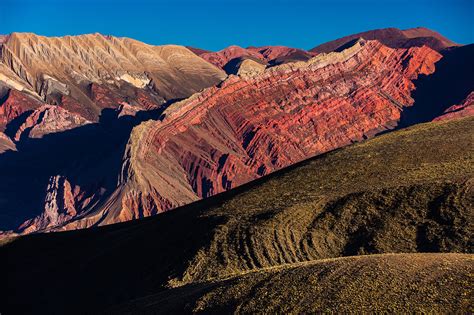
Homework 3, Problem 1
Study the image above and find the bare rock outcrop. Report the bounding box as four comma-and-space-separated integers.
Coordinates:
0, 132, 15, 153
0, 89, 42, 131
0, 33, 226, 121
200, 45, 264, 69
14, 105, 91, 141
45, 39, 445, 230
17, 175, 88, 233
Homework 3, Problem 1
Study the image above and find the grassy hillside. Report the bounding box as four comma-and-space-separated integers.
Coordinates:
1, 117, 473, 313
114, 253, 473, 314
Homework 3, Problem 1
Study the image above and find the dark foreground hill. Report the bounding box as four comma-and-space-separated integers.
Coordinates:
115, 253, 473, 314
1, 117, 473, 314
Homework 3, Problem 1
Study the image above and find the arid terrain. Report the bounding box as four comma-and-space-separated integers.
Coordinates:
0, 26, 473, 314
2, 116, 473, 313
0, 27, 472, 234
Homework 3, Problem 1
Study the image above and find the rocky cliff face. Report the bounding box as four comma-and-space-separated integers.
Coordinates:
0, 132, 15, 153
113, 40, 440, 214
0, 34, 227, 235
17, 175, 80, 233
0, 89, 42, 131
25, 39, 448, 232
14, 105, 91, 141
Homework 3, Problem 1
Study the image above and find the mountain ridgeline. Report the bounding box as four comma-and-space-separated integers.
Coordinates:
0, 27, 471, 236
0, 26, 473, 314
0, 29, 474, 235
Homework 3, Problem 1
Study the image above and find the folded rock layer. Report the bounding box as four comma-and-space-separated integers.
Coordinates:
35, 39, 445, 231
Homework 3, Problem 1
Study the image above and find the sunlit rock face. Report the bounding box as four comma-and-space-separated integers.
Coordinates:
94, 39, 442, 228
0, 32, 226, 122
13, 105, 91, 141
1, 30, 472, 234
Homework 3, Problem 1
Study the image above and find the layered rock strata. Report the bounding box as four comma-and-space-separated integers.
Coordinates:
31, 39, 445, 231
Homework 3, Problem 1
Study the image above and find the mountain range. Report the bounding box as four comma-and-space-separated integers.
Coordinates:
0, 25, 473, 314
0, 27, 472, 235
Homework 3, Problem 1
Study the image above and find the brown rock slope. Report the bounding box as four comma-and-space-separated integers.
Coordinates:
1, 117, 472, 314
117, 253, 473, 314
0, 32, 226, 122
310, 27, 459, 54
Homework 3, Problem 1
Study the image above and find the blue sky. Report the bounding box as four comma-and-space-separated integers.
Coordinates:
1, 0, 472, 51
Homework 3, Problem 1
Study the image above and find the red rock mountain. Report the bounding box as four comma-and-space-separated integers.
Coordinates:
199, 45, 265, 69
95, 40, 442, 224
0, 29, 472, 235
310, 27, 459, 53
248, 46, 316, 64
198, 45, 316, 72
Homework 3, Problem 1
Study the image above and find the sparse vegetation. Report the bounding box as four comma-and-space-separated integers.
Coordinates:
115, 253, 473, 314
1, 117, 473, 313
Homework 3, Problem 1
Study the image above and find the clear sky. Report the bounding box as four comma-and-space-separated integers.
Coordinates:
1, 0, 472, 51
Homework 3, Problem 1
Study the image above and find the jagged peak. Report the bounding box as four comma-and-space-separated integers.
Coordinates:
3, 32, 214, 58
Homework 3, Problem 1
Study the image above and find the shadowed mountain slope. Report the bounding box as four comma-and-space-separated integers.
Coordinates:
0, 106, 165, 233
398, 44, 474, 126
2, 116, 473, 314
